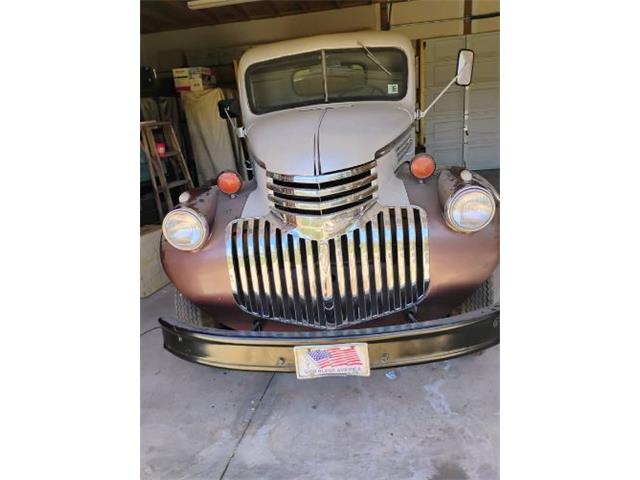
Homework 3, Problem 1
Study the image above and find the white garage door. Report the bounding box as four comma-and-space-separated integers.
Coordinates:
422, 31, 499, 170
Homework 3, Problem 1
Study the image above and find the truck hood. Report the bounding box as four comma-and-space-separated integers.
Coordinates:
245, 104, 413, 176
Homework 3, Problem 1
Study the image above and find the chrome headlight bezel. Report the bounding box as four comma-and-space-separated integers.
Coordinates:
443, 185, 496, 233
161, 207, 209, 251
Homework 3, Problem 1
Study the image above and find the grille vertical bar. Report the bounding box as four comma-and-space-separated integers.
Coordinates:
306, 240, 319, 322
407, 210, 418, 303
257, 219, 272, 317
282, 233, 297, 321
359, 228, 371, 317
226, 206, 430, 329
240, 221, 256, 312
292, 237, 308, 322
245, 220, 262, 315
312, 242, 326, 327
227, 222, 241, 304
268, 223, 283, 317
333, 237, 346, 327
370, 215, 383, 315
317, 241, 332, 326
346, 230, 360, 319
395, 208, 406, 307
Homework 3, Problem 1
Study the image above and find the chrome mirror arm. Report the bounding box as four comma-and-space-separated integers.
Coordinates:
416, 75, 457, 120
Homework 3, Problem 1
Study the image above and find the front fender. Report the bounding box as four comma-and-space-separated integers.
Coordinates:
160, 166, 499, 328
397, 163, 500, 315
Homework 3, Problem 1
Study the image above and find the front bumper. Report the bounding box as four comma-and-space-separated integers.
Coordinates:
159, 304, 499, 372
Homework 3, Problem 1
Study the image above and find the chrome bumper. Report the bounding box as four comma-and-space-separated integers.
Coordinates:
158, 304, 499, 372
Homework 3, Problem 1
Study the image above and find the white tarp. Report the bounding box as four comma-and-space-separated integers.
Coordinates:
181, 88, 243, 186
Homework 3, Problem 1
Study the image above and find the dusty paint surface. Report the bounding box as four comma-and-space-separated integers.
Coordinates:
141, 286, 499, 479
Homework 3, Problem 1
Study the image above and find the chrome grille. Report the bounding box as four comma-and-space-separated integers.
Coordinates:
225, 206, 429, 329
266, 161, 377, 216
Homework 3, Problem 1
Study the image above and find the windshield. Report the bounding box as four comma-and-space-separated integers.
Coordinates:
245, 48, 408, 114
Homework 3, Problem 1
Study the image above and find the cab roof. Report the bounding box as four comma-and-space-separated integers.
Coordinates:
238, 30, 414, 72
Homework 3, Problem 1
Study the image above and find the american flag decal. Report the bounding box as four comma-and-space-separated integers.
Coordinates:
306, 346, 363, 368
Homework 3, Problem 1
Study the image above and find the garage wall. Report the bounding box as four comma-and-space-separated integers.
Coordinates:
390, 0, 464, 39
464, 31, 499, 169
141, 1, 499, 70
141, 5, 377, 69
388, 0, 499, 40
423, 31, 499, 170
472, 0, 500, 34
422, 34, 466, 166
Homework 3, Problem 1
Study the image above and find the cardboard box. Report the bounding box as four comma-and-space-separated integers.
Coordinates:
140, 225, 170, 297
172, 67, 215, 92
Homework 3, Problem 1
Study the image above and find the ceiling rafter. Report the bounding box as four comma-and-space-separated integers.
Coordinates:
141, 0, 373, 34
166, 1, 217, 25
234, 4, 250, 21
296, 1, 310, 13
140, 7, 184, 30
267, 1, 280, 16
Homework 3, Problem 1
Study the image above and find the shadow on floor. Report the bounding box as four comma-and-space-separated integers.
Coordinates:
141, 286, 500, 480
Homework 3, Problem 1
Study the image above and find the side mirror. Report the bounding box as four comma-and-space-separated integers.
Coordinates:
217, 99, 240, 119
418, 48, 475, 119
455, 49, 474, 87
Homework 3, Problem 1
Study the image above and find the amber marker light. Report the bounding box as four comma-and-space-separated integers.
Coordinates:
410, 154, 436, 180
217, 171, 243, 196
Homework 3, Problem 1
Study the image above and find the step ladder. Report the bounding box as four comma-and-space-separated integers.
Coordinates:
140, 120, 194, 220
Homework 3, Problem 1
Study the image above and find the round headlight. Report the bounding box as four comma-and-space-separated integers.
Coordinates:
162, 208, 209, 251
444, 186, 496, 233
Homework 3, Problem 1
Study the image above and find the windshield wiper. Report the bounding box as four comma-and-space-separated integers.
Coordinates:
357, 41, 392, 76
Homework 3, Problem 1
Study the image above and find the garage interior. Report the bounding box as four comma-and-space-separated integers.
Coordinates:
140, 1, 500, 478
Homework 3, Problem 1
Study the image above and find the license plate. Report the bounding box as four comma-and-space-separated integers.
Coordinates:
293, 343, 370, 379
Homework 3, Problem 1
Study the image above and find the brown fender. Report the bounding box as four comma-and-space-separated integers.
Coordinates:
161, 166, 499, 330
399, 164, 499, 316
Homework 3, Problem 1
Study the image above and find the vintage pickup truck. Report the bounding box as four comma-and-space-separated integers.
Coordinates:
158, 31, 499, 378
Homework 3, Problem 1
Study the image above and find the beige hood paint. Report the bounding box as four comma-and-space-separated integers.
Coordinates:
246, 103, 413, 176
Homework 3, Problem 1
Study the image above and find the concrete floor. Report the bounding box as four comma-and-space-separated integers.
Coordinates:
141, 286, 499, 480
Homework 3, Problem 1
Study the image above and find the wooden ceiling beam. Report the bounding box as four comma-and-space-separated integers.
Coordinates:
380, 1, 390, 30
140, 6, 184, 31
140, 0, 375, 34
164, 0, 220, 26
207, 9, 223, 24
234, 4, 251, 21
463, 0, 473, 34
267, 1, 281, 16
